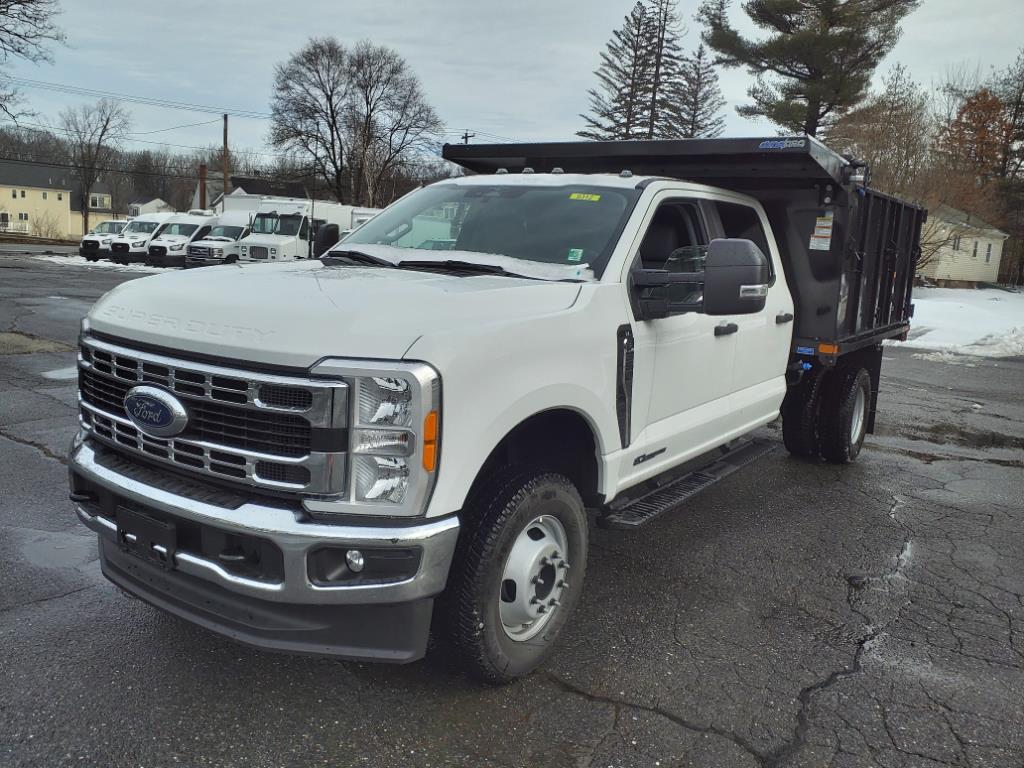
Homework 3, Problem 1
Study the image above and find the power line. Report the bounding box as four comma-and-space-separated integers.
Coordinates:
8, 77, 270, 119
130, 118, 222, 135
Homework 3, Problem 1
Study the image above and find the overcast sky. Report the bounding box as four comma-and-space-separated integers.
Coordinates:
7, 0, 1023, 162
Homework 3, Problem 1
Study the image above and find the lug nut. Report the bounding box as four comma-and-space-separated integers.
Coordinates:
532, 575, 544, 585
559, 562, 570, 571
549, 598, 561, 607
536, 605, 548, 614
557, 579, 569, 589
530, 596, 541, 605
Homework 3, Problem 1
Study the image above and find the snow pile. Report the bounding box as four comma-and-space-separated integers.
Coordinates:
32, 254, 168, 274
900, 287, 1024, 358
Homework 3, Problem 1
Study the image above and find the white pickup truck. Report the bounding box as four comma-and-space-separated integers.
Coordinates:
68, 137, 921, 683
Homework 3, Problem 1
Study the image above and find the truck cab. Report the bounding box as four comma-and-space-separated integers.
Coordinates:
238, 199, 366, 263
146, 210, 217, 268
69, 137, 921, 683
79, 219, 131, 261
109, 212, 175, 264
184, 211, 252, 268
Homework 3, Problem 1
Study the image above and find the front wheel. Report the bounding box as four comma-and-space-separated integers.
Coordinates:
440, 466, 588, 684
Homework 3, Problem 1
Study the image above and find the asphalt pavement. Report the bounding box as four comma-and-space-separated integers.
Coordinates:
1, 253, 1022, 768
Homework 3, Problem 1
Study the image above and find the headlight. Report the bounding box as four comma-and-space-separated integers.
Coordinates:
169, 242, 184, 251
241, 245, 247, 252
101, 238, 112, 244
213, 248, 223, 257
132, 240, 146, 247
270, 248, 277, 255
304, 361, 440, 519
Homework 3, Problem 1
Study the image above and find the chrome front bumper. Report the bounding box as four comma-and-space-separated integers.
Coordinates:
69, 436, 459, 606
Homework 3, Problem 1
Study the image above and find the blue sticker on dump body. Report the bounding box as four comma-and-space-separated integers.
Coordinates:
795, 346, 815, 355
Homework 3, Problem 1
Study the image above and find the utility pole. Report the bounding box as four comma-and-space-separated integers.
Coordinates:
222, 113, 229, 213
198, 163, 208, 210
461, 129, 475, 144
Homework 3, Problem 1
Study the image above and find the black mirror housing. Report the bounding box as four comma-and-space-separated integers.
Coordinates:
703, 239, 771, 316
314, 223, 341, 257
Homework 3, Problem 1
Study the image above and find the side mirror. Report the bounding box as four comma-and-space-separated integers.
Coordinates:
703, 239, 771, 315
314, 223, 340, 257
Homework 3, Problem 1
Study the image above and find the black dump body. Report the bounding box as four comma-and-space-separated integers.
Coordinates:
443, 136, 924, 364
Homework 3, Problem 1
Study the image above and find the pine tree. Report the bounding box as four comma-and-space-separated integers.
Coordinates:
644, 0, 687, 139
699, 0, 920, 137
671, 44, 726, 138
577, 2, 653, 140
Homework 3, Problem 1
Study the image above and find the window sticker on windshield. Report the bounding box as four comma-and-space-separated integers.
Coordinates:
569, 193, 601, 202
567, 248, 584, 262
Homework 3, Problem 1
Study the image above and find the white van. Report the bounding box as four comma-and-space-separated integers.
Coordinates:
184, 210, 253, 268
237, 199, 358, 263
146, 210, 218, 268
79, 219, 130, 261
109, 212, 176, 264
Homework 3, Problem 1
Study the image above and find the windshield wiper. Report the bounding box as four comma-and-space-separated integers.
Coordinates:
320, 249, 398, 268
396, 260, 536, 279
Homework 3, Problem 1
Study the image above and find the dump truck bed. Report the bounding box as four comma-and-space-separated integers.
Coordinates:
443, 136, 924, 364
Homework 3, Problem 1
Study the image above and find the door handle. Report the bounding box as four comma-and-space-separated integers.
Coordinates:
775, 312, 794, 324
714, 322, 739, 337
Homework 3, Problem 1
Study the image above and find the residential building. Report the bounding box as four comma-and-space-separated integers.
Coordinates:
127, 196, 175, 217
0, 160, 114, 238
917, 204, 1009, 287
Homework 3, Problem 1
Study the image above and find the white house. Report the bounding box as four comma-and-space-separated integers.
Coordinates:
917, 204, 1009, 287
127, 196, 174, 218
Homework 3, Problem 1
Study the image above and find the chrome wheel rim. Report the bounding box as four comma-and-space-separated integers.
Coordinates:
851, 385, 866, 445
499, 515, 570, 642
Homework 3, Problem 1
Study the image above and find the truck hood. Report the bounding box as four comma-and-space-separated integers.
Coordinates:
150, 235, 189, 246
87, 260, 582, 368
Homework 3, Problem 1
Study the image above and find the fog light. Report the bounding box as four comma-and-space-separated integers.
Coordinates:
346, 549, 365, 573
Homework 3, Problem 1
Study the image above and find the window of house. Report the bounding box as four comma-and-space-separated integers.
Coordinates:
972, 241, 978, 258
20, 190, 25, 198
42, 192, 47, 200
57, 192, 62, 201
90, 195, 98, 208
986, 243, 992, 263
953, 236, 961, 250
18, 212, 29, 221
11, 190, 16, 199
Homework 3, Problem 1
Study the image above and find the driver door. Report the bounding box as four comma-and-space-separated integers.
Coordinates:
619, 194, 738, 486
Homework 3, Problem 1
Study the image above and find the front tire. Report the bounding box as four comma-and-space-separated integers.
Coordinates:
818, 367, 871, 463
440, 466, 588, 684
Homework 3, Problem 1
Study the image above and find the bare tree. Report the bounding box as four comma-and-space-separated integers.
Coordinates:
269, 37, 351, 203
269, 37, 443, 207
59, 99, 130, 233
345, 41, 443, 207
0, 0, 64, 119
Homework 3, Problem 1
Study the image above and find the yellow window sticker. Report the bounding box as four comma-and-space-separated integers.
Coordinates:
569, 193, 601, 202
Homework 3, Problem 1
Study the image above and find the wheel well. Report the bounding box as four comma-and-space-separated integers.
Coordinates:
468, 409, 602, 508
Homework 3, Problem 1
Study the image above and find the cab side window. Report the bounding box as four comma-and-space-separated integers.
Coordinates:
637, 201, 708, 304
715, 201, 772, 275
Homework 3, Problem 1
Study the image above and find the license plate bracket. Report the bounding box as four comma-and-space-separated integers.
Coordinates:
116, 506, 176, 570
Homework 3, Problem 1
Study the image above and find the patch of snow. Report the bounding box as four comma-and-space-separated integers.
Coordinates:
892, 287, 1024, 358
42, 366, 78, 380
32, 254, 169, 274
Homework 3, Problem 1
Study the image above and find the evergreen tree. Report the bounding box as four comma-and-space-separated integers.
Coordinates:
644, 0, 687, 139
672, 44, 726, 138
577, 3, 653, 140
699, 0, 920, 136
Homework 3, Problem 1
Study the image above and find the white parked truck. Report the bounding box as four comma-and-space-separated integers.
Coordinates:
238, 199, 376, 262
146, 210, 218, 268
109, 212, 176, 264
79, 219, 131, 261
184, 210, 253, 268
69, 137, 922, 683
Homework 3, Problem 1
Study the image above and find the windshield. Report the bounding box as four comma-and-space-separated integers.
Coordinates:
251, 213, 278, 235
159, 223, 199, 237
277, 214, 303, 236
342, 183, 640, 278
206, 225, 244, 240
93, 222, 123, 235
123, 220, 159, 235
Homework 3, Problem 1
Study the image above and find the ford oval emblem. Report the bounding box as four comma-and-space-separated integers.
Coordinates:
123, 386, 188, 437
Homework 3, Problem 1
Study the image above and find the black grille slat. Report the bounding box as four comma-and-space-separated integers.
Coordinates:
259, 385, 313, 410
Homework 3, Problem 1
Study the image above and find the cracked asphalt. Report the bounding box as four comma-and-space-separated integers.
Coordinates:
2, 253, 1022, 768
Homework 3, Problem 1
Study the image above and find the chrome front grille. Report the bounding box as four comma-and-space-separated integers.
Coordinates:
77, 335, 347, 495
250, 246, 268, 259
188, 245, 208, 257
